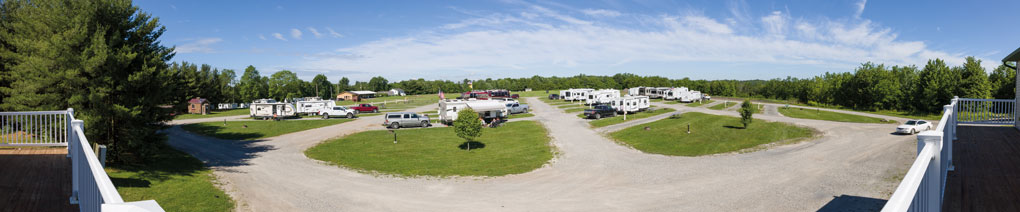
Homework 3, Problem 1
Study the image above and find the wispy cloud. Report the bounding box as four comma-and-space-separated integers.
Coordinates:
258, 34, 267, 40
290, 28, 303, 40
298, 3, 978, 79
325, 27, 343, 38
854, 0, 867, 18
307, 27, 323, 38
175, 38, 222, 53
581, 9, 621, 17
272, 33, 287, 41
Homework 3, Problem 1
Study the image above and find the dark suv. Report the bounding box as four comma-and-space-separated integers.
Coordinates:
583, 105, 616, 119
548, 94, 560, 100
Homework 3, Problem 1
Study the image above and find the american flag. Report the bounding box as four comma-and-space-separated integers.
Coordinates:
438, 89, 445, 99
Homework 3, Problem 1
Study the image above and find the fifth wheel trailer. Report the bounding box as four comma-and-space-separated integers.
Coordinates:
250, 102, 297, 120
584, 89, 621, 105
437, 99, 509, 125
610, 96, 650, 114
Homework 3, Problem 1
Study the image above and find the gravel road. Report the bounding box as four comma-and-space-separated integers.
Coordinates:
166, 97, 915, 212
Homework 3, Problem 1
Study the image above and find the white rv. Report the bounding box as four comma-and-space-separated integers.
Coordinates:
437, 99, 509, 125
561, 88, 594, 101
295, 98, 336, 116
646, 87, 672, 99
680, 91, 703, 103
610, 95, 651, 114
250, 102, 297, 120
663, 87, 689, 100
585, 89, 621, 105
628, 87, 654, 96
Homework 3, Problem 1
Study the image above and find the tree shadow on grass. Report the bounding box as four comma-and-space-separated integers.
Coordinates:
723, 125, 747, 129
458, 141, 486, 150
816, 195, 886, 212
179, 123, 264, 140
110, 177, 152, 188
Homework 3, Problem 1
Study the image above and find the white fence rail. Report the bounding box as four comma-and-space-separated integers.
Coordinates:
0, 110, 71, 146
955, 98, 1016, 125
882, 99, 958, 212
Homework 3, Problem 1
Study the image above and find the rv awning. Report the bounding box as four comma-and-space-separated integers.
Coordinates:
349, 91, 376, 95
1003, 47, 1020, 62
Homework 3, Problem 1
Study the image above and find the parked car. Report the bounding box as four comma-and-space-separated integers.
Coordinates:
548, 94, 560, 100
384, 112, 431, 129
351, 104, 379, 113
506, 103, 530, 114
583, 105, 616, 119
318, 106, 357, 119
511, 94, 520, 99
896, 120, 933, 134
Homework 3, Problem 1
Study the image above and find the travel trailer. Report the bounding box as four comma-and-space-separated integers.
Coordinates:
250, 102, 297, 120
610, 95, 651, 114
295, 97, 336, 116
561, 88, 594, 101
437, 99, 509, 125
628, 87, 653, 96
585, 89, 621, 105
663, 87, 690, 100
647, 87, 672, 99
680, 90, 704, 103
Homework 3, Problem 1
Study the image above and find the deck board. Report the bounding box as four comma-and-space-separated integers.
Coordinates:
943, 125, 1020, 212
0, 148, 77, 212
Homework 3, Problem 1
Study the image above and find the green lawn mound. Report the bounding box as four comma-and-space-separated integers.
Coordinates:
778, 107, 896, 124
707, 101, 737, 110
610, 112, 815, 156
586, 107, 676, 128
181, 119, 352, 140
174, 108, 249, 120
685, 100, 714, 107
107, 143, 234, 212
305, 121, 554, 177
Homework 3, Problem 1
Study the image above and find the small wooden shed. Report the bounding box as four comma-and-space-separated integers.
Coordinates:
188, 97, 210, 114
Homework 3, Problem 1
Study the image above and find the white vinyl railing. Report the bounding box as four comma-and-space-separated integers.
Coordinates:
0, 110, 71, 146
955, 98, 1016, 125
2, 109, 166, 212
882, 99, 958, 212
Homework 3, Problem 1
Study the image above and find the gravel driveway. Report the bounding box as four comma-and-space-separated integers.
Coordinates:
166, 97, 915, 212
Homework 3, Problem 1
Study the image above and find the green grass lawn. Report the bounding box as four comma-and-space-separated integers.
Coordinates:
708, 101, 737, 110
651, 99, 664, 102
587, 107, 676, 128
174, 109, 248, 120
509, 113, 535, 119
564, 108, 586, 113
717, 96, 941, 120
107, 144, 234, 212
338, 94, 439, 111
663, 100, 680, 104
181, 119, 353, 140
558, 104, 586, 109
515, 90, 560, 98
686, 100, 714, 107
305, 121, 554, 177
778, 107, 896, 124
610, 112, 816, 156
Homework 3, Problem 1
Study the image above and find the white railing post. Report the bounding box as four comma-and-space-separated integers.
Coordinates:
69, 119, 83, 205
918, 131, 944, 212
944, 104, 955, 171
951, 97, 958, 141
66, 108, 74, 158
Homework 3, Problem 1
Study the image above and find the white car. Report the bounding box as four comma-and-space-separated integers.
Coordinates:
896, 120, 932, 134
318, 106, 358, 119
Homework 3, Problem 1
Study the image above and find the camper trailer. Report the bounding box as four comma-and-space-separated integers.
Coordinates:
250, 102, 297, 120
663, 87, 690, 100
628, 87, 654, 96
610, 95, 651, 114
437, 99, 509, 125
646, 87, 671, 99
585, 89, 621, 105
295, 98, 336, 116
561, 88, 594, 101
680, 91, 703, 103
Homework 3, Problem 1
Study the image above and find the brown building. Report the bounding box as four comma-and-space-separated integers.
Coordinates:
336, 91, 376, 101
187, 97, 210, 114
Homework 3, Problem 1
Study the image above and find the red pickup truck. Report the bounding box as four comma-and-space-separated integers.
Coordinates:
351, 104, 379, 113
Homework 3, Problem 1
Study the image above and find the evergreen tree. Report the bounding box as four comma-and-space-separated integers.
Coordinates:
238, 65, 267, 102
957, 57, 991, 99
738, 100, 754, 129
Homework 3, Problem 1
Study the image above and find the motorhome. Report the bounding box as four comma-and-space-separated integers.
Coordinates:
250, 102, 297, 120
610, 95, 651, 114
437, 99, 509, 125
585, 89, 621, 105
295, 97, 336, 116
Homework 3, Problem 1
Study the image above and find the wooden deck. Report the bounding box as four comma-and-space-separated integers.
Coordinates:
943, 125, 1020, 212
0, 148, 77, 212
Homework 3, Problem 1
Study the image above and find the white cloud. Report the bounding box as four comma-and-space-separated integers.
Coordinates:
854, 0, 867, 18
297, 4, 979, 79
307, 27, 323, 38
581, 9, 621, 17
258, 34, 267, 40
272, 33, 287, 41
175, 38, 222, 53
326, 27, 343, 38
290, 28, 302, 40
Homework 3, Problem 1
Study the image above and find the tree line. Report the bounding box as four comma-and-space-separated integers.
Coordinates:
0, 0, 1015, 163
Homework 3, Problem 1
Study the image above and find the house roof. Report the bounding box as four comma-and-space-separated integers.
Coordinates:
391, 88, 405, 92
348, 91, 376, 95
188, 98, 207, 104
1003, 46, 1020, 62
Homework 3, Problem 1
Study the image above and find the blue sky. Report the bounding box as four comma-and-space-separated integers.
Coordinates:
135, 0, 1020, 82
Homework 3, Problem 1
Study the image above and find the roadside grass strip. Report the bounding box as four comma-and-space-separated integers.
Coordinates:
107, 143, 235, 212
509, 113, 535, 119
587, 107, 676, 128
565, 108, 586, 114
708, 101, 737, 110
174, 109, 249, 120
305, 121, 554, 177
778, 107, 896, 124
181, 119, 353, 140
610, 112, 815, 156
685, 100, 714, 107
558, 103, 586, 109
